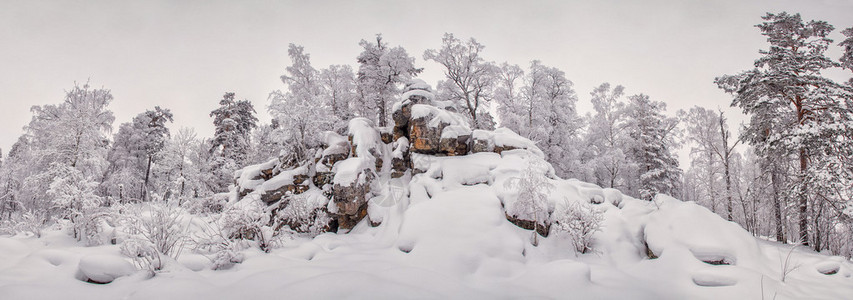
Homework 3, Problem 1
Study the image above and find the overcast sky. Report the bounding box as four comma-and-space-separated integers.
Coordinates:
1, 0, 852, 167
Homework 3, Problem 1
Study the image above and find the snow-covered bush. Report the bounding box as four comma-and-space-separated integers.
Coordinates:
553, 200, 604, 254
219, 197, 284, 252
119, 238, 162, 272
210, 240, 246, 270
120, 204, 188, 271
273, 190, 332, 235
504, 158, 554, 245
191, 220, 250, 270
182, 193, 228, 215
221, 198, 268, 240
10, 210, 48, 238
45, 163, 109, 244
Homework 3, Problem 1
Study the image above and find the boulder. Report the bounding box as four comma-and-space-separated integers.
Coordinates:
391, 137, 410, 178
505, 213, 551, 237
235, 159, 281, 198
312, 171, 334, 188
256, 167, 311, 205
408, 104, 471, 155
379, 127, 394, 144
392, 102, 412, 140
439, 125, 472, 156
331, 157, 376, 229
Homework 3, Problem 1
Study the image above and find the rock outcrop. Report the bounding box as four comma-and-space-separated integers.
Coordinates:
229, 79, 548, 236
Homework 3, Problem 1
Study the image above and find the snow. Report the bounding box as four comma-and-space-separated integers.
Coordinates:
2, 148, 853, 299
347, 117, 381, 160
252, 165, 308, 194
410, 104, 469, 128
473, 128, 545, 157
401, 89, 435, 103
405, 78, 432, 92
440, 125, 471, 139
321, 131, 349, 156
76, 254, 136, 283
332, 157, 372, 186
236, 158, 278, 190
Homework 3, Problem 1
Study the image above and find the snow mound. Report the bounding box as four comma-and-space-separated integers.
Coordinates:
410, 104, 468, 127
332, 157, 373, 186
235, 158, 279, 190
472, 128, 544, 157
76, 254, 136, 284
643, 195, 761, 265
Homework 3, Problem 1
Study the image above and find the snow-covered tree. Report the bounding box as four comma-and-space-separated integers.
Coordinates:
319, 64, 358, 124
356, 34, 422, 127
7, 82, 115, 227
498, 61, 582, 179
1, 136, 36, 218
156, 128, 208, 204
45, 162, 105, 244
424, 33, 498, 129
680, 107, 743, 220
584, 83, 632, 189
553, 200, 603, 254
269, 44, 335, 162
494, 62, 525, 131
625, 94, 681, 201
26, 82, 114, 179
210, 92, 257, 192
247, 122, 281, 165
103, 107, 173, 202
840, 26, 853, 86
716, 12, 853, 248
505, 158, 554, 245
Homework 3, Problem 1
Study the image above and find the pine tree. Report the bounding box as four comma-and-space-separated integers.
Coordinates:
840, 27, 853, 86
716, 12, 853, 247
210, 92, 257, 192
103, 107, 173, 202
625, 94, 681, 201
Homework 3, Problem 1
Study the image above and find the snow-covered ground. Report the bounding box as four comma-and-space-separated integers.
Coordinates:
1, 151, 852, 299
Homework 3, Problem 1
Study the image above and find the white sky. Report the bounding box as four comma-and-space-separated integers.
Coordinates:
1, 0, 852, 168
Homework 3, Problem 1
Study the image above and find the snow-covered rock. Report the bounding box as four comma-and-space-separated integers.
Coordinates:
75, 254, 136, 284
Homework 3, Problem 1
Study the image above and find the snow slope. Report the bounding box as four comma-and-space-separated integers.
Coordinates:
1, 150, 852, 299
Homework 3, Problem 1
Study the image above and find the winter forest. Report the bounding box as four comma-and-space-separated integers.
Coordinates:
2, 3, 853, 299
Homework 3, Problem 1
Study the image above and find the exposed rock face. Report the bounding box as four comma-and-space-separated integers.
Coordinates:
332, 166, 375, 229
259, 172, 310, 205
391, 137, 410, 178
505, 213, 551, 237
407, 104, 471, 155
313, 132, 351, 189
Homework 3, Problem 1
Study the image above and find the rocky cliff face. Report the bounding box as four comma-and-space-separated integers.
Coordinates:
229, 79, 547, 234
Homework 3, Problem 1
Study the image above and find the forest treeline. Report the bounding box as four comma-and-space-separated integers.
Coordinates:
0, 12, 852, 256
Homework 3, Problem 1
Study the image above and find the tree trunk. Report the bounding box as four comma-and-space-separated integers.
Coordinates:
792, 96, 810, 247
720, 115, 733, 221
814, 198, 823, 252
707, 150, 716, 213
770, 163, 785, 243
143, 155, 153, 202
